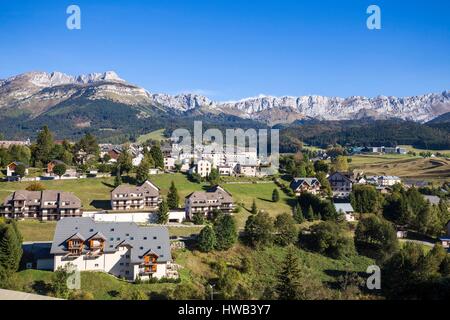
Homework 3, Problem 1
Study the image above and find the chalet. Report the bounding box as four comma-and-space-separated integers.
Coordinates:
290, 178, 321, 196
50, 217, 177, 281
328, 172, 353, 198
334, 203, 356, 222
0, 190, 82, 220
6, 161, 29, 180
185, 186, 234, 219
47, 160, 65, 174
108, 148, 121, 162
111, 180, 161, 211
439, 235, 450, 249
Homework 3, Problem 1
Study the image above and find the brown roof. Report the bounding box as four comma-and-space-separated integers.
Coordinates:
186, 185, 233, 206
2, 190, 81, 209
111, 180, 160, 198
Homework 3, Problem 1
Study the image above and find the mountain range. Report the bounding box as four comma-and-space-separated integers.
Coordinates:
0, 71, 449, 145
1, 71, 449, 124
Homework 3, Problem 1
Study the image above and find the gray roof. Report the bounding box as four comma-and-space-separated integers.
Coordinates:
334, 203, 354, 213
423, 195, 441, 206
50, 217, 171, 264
290, 178, 321, 190
2, 190, 81, 208
111, 180, 160, 198
185, 185, 233, 205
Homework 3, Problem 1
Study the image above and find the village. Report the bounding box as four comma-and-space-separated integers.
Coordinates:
0, 126, 449, 300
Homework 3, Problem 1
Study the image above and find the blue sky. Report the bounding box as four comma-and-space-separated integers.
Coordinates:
0, 0, 449, 100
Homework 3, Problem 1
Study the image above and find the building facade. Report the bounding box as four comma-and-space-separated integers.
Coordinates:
328, 172, 353, 198
50, 217, 177, 281
0, 190, 82, 220
185, 186, 234, 219
111, 180, 161, 211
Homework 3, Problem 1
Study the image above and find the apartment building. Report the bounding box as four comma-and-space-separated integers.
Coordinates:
0, 190, 82, 220
50, 217, 177, 281
190, 159, 212, 178
111, 180, 161, 211
185, 186, 234, 219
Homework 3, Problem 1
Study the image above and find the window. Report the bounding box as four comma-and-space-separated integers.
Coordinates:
116, 237, 120, 241
153, 237, 157, 240
157, 246, 161, 249
95, 264, 99, 267
140, 246, 143, 250
120, 263, 124, 266
110, 238, 114, 241
110, 228, 115, 232
130, 237, 134, 240
89, 229, 94, 232
143, 237, 147, 240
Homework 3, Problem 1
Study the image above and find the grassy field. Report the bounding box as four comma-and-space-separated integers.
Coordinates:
12, 243, 375, 300
349, 155, 450, 183
17, 220, 57, 242
136, 129, 166, 144
1, 174, 295, 230
348, 154, 416, 166
398, 145, 450, 155
11, 269, 178, 300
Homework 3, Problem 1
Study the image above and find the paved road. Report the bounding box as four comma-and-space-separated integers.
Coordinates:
0, 289, 61, 300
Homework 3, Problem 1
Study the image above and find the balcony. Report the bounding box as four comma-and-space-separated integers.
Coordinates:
139, 265, 157, 275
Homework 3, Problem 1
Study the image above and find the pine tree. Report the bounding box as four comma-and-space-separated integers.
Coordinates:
251, 199, 258, 215
274, 213, 297, 246
157, 199, 169, 224
150, 145, 164, 169
293, 204, 304, 223
136, 160, 150, 185
167, 181, 180, 209
0, 221, 23, 282
117, 150, 133, 174
207, 168, 220, 186
244, 211, 274, 248
272, 188, 280, 202
114, 165, 122, 187
305, 205, 314, 221
276, 246, 304, 300
197, 225, 216, 252
214, 215, 238, 250
34, 126, 54, 164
